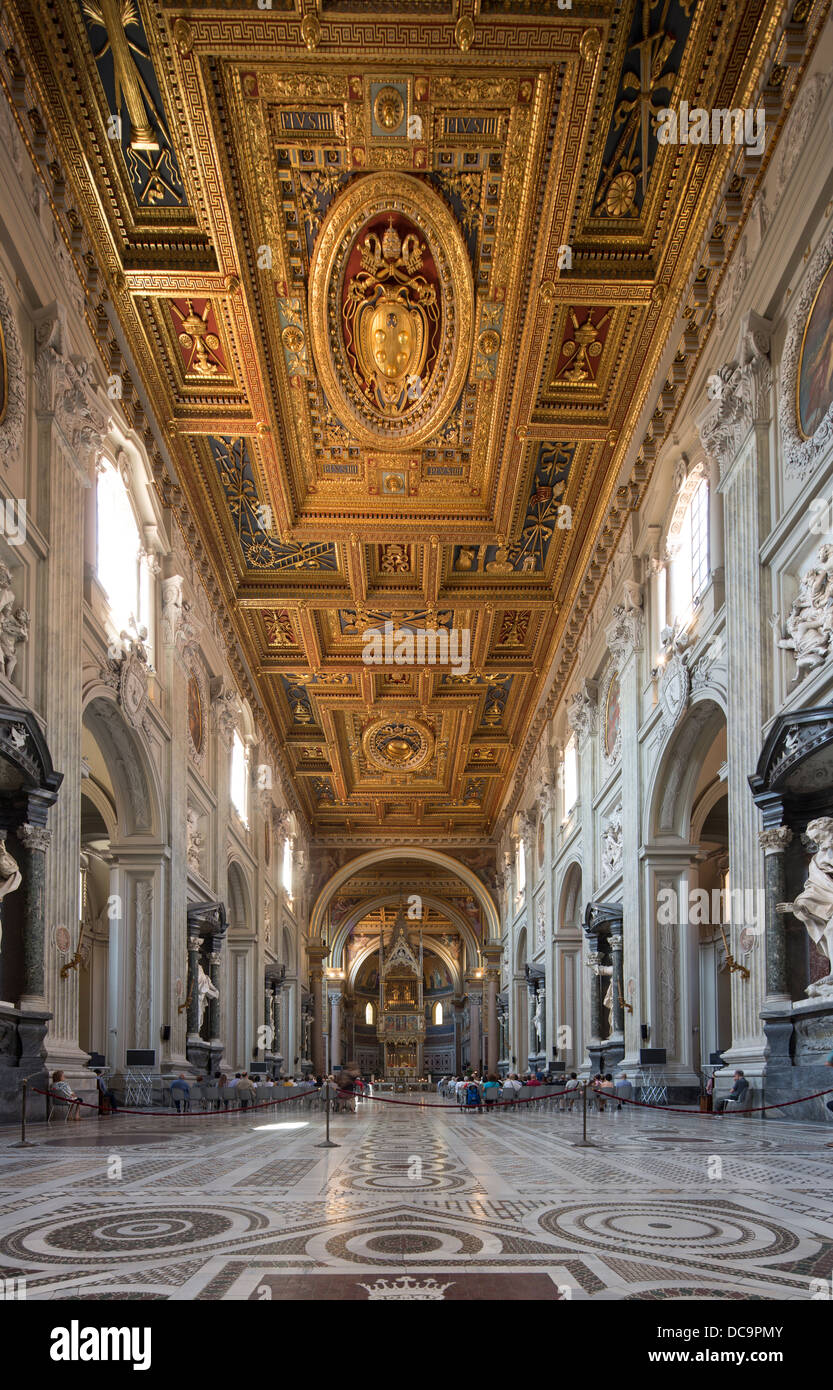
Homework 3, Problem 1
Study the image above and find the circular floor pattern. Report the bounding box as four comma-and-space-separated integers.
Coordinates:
4, 1206, 261, 1264
337, 1161, 467, 1192
539, 1202, 799, 1259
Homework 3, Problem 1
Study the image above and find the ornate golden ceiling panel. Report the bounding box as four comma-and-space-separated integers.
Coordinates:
4, 0, 793, 838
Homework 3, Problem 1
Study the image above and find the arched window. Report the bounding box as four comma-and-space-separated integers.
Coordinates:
365, 1001, 375, 1026
230, 730, 249, 827
433, 1001, 443, 1026
282, 836, 293, 897
563, 735, 578, 815
96, 459, 151, 644
669, 475, 709, 620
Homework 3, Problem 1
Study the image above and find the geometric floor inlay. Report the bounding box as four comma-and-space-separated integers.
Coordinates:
1, 1098, 831, 1300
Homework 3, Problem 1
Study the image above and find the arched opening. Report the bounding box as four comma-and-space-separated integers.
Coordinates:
555, 862, 583, 1068
226, 861, 255, 1071
514, 925, 528, 1071
80, 694, 165, 1073
646, 697, 729, 1091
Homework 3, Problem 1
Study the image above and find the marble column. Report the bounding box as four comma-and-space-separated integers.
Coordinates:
606, 589, 643, 1070
759, 826, 792, 1002
208, 947, 222, 1044
568, 680, 597, 1071
609, 933, 625, 1040
453, 998, 464, 1073
35, 312, 109, 1081
186, 933, 201, 1040
329, 989, 342, 1068
698, 313, 772, 1070
586, 945, 603, 1042
311, 971, 325, 1073
274, 985, 284, 1066
468, 992, 481, 1072
16, 823, 51, 1007
485, 971, 499, 1074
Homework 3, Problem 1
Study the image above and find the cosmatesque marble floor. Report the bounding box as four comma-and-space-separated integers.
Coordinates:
1, 1094, 832, 1301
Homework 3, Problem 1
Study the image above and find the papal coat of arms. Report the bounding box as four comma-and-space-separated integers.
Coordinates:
309, 173, 473, 448
343, 218, 439, 418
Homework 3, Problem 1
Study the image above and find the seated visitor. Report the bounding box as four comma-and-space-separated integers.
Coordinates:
95, 1070, 120, 1114
613, 1072, 633, 1109
236, 1073, 257, 1107
718, 1069, 750, 1113
482, 1074, 500, 1108
51, 1070, 81, 1121
169, 1074, 191, 1113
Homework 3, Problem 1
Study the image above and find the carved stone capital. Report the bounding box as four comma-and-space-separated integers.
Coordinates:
567, 678, 598, 744
606, 585, 644, 664
210, 677, 240, 747
697, 312, 772, 478
35, 309, 112, 485
759, 826, 793, 855
17, 822, 51, 852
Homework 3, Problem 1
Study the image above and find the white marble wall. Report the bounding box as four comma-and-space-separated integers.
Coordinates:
507, 33, 833, 1093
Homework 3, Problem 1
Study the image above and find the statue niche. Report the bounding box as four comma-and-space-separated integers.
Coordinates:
778, 816, 833, 997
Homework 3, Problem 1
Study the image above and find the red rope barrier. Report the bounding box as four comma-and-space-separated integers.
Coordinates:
33, 1086, 320, 1118
595, 1083, 833, 1117
361, 1086, 576, 1109
30, 1081, 833, 1121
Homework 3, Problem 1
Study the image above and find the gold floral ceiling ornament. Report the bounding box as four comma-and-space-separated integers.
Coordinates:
308, 173, 473, 449
362, 716, 434, 774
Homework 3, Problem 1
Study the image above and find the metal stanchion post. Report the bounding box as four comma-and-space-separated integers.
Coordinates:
315, 1026, 339, 1149
573, 1079, 596, 1148
12, 1077, 37, 1148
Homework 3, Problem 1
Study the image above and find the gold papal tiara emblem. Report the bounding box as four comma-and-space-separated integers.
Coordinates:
343, 220, 439, 418
308, 174, 474, 449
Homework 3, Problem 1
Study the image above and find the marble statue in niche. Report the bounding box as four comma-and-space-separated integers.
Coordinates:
197, 962, 219, 1025
0, 837, 22, 950
778, 817, 833, 997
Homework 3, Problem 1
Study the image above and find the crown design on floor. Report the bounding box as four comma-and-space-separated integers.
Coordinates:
358, 1276, 454, 1301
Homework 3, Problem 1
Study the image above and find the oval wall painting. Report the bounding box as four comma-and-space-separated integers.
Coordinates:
798, 256, 833, 440
187, 673, 203, 756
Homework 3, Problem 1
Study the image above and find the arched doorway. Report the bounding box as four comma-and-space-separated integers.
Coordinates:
644, 697, 729, 1095
514, 926, 528, 1071
80, 693, 165, 1075
555, 862, 583, 1069
226, 861, 255, 1072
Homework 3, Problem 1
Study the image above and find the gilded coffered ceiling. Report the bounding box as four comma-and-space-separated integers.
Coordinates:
3, 0, 816, 841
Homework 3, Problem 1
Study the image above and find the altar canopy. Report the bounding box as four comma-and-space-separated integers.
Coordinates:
378, 904, 425, 1079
